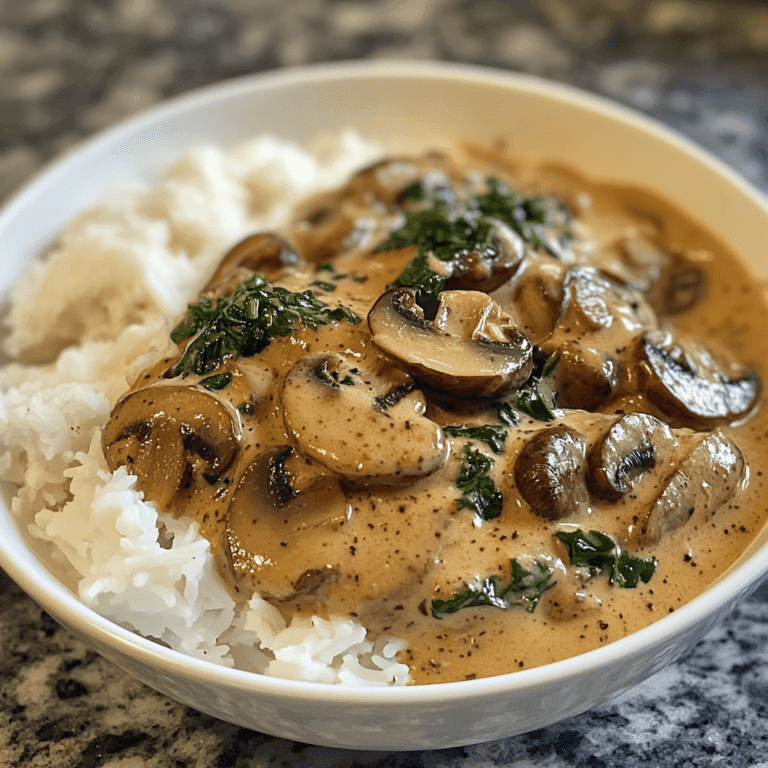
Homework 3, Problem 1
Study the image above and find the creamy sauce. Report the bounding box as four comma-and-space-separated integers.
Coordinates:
102, 149, 768, 684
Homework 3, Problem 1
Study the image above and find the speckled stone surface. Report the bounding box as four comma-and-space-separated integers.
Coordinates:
1, 1, 768, 765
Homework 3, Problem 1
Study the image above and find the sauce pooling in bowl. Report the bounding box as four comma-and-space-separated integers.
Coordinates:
102, 148, 768, 683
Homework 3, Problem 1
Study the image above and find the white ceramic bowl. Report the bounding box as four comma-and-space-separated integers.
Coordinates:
2, 61, 768, 751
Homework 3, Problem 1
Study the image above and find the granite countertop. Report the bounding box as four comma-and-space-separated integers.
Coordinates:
2, 1, 768, 765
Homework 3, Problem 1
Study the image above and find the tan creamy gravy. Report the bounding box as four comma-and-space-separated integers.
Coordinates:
103, 150, 768, 684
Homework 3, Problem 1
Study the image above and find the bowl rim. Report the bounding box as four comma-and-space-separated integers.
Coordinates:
2, 58, 768, 706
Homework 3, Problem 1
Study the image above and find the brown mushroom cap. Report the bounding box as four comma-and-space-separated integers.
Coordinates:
344, 153, 462, 208
639, 329, 761, 427
491, 254, 566, 346
102, 385, 239, 508
610, 236, 706, 316
514, 425, 588, 520
556, 266, 657, 335
281, 352, 449, 485
225, 445, 350, 600
588, 413, 677, 501
636, 431, 745, 545
539, 266, 658, 410
203, 232, 301, 295
288, 154, 465, 262
368, 288, 533, 398
445, 219, 526, 293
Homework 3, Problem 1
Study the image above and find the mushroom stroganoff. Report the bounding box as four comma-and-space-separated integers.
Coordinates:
99, 147, 767, 684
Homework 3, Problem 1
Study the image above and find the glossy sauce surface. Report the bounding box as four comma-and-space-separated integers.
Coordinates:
103, 149, 768, 684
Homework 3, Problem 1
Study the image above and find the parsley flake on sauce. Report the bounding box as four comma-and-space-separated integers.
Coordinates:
455, 443, 503, 522
170, 274, 359, 376
556, 529, 657, 588
514, 354, 559, 422
375, 177, 571, 305
444, 424, 508, 455
432, 559, 554, 618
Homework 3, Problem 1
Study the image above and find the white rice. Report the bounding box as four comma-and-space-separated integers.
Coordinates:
0, 130, 410, 686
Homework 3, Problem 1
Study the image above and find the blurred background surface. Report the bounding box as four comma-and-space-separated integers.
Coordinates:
1, 2, 767, 767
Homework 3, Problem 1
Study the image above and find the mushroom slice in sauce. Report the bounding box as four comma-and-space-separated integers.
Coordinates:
491, 254, 566, 345
514, 426, 588, 520
613, 236, 706, 316
102, 385, 239, 507
639, 329, 760, 427
203, 232, 301, 295
368, 288, 533, 398
636, 432, 745, 546
446, 220, 526, 293
540, 266, 657, 410
588, 413, 677, 501
225, 445, 350, 600
281, 352, 448, 485
555, 266, 657, 334
344, 153, 462, 207
289, 154, 464, 262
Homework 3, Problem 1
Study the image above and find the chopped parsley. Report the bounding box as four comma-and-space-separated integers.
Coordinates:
493, 401, 521, 427
444, 424, 507, 455
170, 273, 359, 376
375, 177, 571, 305
514, 353, 559, 422
556, 529, 657, 588
477, 178, 570, 256
455, 443, 503, 522
310, 280, 337, 292
432, 558, 554, 618
199, 372, 232, 391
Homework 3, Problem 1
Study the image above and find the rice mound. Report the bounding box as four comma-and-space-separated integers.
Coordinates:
0, 130, 410, 686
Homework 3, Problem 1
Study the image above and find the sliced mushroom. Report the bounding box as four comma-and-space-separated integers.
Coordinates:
289, 154, 465, 262
289, 190, 361, 263
102, 385, 239, 507
658, 260, 706, 315
225, 445, 351, 599
203, 233, 301, 295
445, 219, 526, 293
638, 329, 760, 427
588, 413, 677, 501
514, 426, 588, 520
344, 153, 461, 208
540, 267, 658, 410
636, 432, 745, 545
611, 236, 706, 316
368, 288, 533, 398
491, 254, 566, 345
557, 266, 657, 334
281, 352, 448, 485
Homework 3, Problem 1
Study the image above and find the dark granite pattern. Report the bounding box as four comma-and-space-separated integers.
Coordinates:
1, 1, 768, 765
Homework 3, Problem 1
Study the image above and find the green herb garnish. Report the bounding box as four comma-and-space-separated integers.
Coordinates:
477, 178, 569, 257
310, 280, 337, 292
202, 473, 220, 486
493, 401, 521, 427
199, 372, 232, 391
556, 529, 657, 588
432, 558, 554, 618
456, 443, 503, 522
515, 354, 559, 422
444, 424, 507, 455
170, 274, 359, 376
375, 178, 570, 305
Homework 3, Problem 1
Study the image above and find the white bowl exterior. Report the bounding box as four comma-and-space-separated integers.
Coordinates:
2, 61, 768, 749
